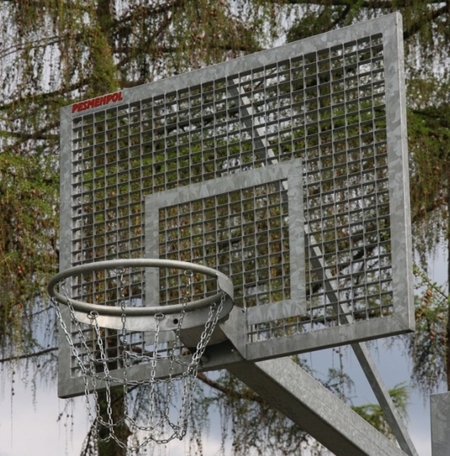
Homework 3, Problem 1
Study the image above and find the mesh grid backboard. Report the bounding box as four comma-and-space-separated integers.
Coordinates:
58, 13, 413, 397
145, 161, 305, 316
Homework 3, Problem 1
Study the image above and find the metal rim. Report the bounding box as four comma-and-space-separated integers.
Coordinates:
47, 259, 234, 317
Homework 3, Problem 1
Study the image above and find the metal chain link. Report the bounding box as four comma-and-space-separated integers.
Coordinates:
51, 265, 230, 449
52, 282, 101, 441
177, 290, 226, 433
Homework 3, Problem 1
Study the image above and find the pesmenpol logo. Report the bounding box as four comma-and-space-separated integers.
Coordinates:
72, 91, 123, 113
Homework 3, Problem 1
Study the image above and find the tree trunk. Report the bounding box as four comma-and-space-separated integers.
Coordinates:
446, 177, 450, 391
95, 327, 131, 454
94, 3, 125, 453
97, 387, 131, 456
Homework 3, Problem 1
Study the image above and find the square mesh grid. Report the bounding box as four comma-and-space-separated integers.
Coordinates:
60, 14, 411, 392
145, 162, 304, 318
157, 182, 291, 308
70, 33, 388, 323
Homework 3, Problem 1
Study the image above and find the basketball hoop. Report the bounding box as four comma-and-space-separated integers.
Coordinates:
48, 259, 234, 449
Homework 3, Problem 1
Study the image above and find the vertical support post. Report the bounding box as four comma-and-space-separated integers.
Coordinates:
431, 392, 450, 456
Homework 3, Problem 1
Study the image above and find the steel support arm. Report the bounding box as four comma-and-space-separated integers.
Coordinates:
228, 357, 407, 456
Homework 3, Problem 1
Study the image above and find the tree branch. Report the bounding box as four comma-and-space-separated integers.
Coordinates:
0, 83, 83, 112
411, 195, 447, 225
0, 346, 57, 364
276, 0, 445, 7
196, 372, 267, 405
0, 36, 61, 60
403, 3, 449, 41
0, 129, 59, 141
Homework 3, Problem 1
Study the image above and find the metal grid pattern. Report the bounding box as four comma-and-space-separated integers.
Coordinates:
145, 162, 305, 317
70, 33, 387, 319
59, 14, 412, 395
158, 181, 290, 308
303, 148, 391, 326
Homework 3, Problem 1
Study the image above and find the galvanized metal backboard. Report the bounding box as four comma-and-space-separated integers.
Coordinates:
57, 13, 413, 397
145, 160, 305, 319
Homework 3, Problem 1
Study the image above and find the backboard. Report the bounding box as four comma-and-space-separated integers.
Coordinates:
57, 12, 413, 398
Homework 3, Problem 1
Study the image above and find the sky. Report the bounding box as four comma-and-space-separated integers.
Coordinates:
0, 247, 448, 456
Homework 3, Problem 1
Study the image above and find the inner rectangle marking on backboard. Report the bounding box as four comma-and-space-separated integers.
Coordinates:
145, 160, 305, 321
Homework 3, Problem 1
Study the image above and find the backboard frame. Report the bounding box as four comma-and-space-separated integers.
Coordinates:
57, 12, 413, 399
145, 159, 305, 318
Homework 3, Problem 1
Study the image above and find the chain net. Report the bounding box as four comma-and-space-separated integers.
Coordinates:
51, 268, 226, 450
